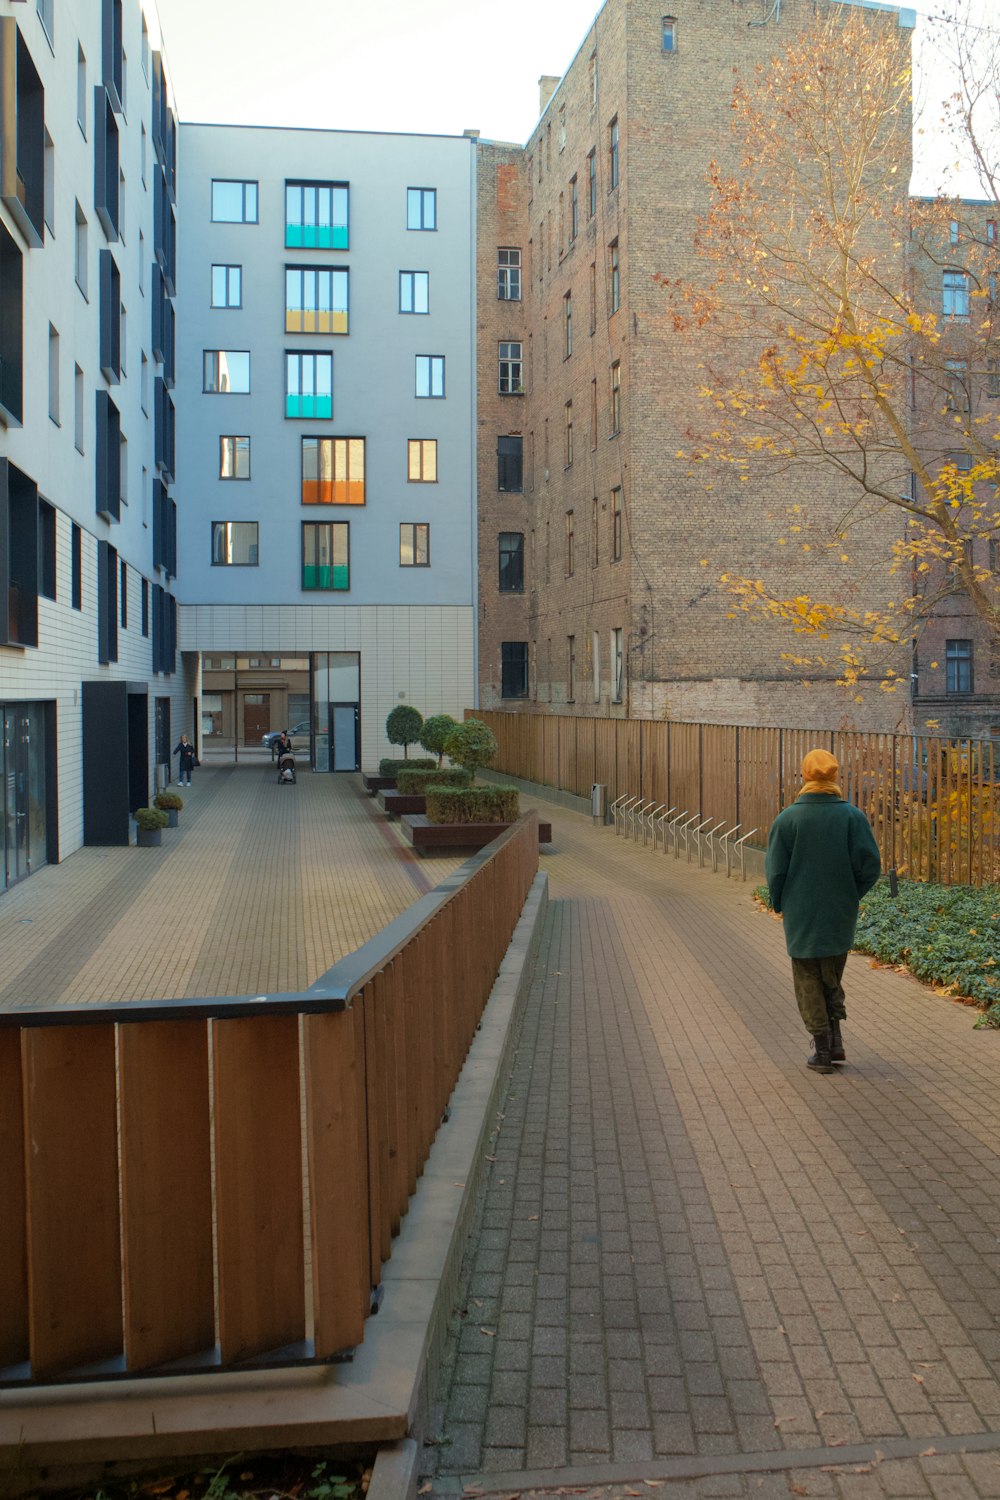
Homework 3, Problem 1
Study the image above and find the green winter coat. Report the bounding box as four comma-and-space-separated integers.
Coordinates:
765, 794, 882, 959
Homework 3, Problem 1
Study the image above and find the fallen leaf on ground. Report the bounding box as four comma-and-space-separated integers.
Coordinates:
920, 1447, 938, 1457
788, 1485, 809, 1496
479, 1326, 496, 1337
912, 1373, 924, 1384
418, 1485, 433, 1495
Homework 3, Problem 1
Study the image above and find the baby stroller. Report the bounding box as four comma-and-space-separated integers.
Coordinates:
277, 749, 297, 784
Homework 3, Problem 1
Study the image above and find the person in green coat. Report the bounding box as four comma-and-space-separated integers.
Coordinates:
765, 748, 881, 1074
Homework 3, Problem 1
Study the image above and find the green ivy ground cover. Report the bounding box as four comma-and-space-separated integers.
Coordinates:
755, 877, 1000, 1027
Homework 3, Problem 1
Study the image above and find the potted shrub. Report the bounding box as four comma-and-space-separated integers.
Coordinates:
385, 705, 424, 761
154, 790, 184, 827
135, 806, 169, 847
443, 718, 499, 781
419, 714, 458, 768
425, 785, 520, 825
377, 757, 436, 778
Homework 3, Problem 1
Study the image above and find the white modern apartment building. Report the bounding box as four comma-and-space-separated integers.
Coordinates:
175, 124, 478, 774
0, 0, 189, 889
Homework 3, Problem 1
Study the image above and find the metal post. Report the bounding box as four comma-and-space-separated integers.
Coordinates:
735, 828, 758, 882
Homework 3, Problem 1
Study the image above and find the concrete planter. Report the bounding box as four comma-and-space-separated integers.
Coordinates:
136, 827, 162, 847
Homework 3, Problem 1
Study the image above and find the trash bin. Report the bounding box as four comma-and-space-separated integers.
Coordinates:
591, 783, 607, 825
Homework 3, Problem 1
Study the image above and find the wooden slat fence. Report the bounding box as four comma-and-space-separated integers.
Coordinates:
470, 710, 1000, 886
0, 813, 539, 1388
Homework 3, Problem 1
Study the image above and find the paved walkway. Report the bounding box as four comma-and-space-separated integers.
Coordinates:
428, 796, 1000, 1499
0, 764, 460, 1008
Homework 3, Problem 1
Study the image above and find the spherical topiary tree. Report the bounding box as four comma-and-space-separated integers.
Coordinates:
386, 705, 424, 760
419, 713, 458, 768
443, 718, 498, 779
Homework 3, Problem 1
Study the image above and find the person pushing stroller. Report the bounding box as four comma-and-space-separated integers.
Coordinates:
275, 729, 296, 784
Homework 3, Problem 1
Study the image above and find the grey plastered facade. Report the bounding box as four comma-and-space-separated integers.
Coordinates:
174, 124, 479, 771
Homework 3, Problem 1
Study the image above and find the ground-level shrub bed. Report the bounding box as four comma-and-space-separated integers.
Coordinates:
42, 1452, 371, 1500
755, 877, 1000, 1021
378, 757, 436, 777
394, 767, 471, 795
425, 785, 519, 825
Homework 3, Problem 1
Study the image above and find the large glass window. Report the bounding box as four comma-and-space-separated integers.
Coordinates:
302, 521, 349, 590
285, 265, 349, 334
285, 180, 349, 249
498, 248, 521, 300
942, 269, 970, 318
203, 350, 250, 394
399, 523, 430, 566
212, 180, 258, 224
302, 436, 365, 504
501, 641, 529, 699
415, 355, 445, 398
219, 435, 250, 479
408, 439, 438, 482
499, 342, 523, 394
212, 521, 258, 565
211, 264, 242, 308
399, 270, 429, 314
286, 351, 333, 419
407, 187, 437, 230
498, 435, 523, 492
499, 532, 524, 593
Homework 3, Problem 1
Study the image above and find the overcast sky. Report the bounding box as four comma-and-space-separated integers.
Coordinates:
152, 0, 996, 193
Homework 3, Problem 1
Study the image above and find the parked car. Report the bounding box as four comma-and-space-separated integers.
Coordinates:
262, 720, 311, 753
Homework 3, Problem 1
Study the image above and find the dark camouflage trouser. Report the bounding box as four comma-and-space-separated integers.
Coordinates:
791, 953, 848, 1035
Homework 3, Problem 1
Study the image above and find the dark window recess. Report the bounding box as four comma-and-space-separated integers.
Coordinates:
151, 260, 165, 361
151, 581, 176, 675
102, 0, 124, 113
95, 389, 122, 522
38, 497, 56, 601
120, 558, 127, 628
167, 497, 176, 579
497, 435, 523, 493
0, 459, 39, 647
94, 86, 120, 240
501, 641, 529, 699
99, 247, 121, 382
160, 293, 175, 385
0, 19, 45, 248
0, 220, 24, 425
152, 477, 165, 572
141, 576, 148, 636
150, 52, 176, 197
153, 162, 176, 293
71, 522, 82, 610
498, 532, 524, 593
97, 537, 118, 664
154, 377, 175, 482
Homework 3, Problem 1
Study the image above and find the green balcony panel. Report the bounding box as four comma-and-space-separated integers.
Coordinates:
285, 225, 349, 250
303, 564, 349, 591
287, 394, 333, 419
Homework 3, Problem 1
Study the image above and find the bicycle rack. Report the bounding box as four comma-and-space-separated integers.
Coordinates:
700, 818, 729, 869
687, 815, 715, 864
735, 827, 759, 881
610, 792, 630, 835
676, 812, 701, 859
715, 822, 741, 875
633, 799, 656, 843
644, 803, 667, 848
613, 794, 639, 836
653, 806, 677, 851
665, 808, 691, 856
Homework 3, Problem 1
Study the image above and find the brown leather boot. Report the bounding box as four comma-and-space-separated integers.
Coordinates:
807, 1031, 835, 1074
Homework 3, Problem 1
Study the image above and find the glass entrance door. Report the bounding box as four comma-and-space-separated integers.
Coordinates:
310, 652, 360, 772
330, 704, 360, 771
3, 705, 47, 888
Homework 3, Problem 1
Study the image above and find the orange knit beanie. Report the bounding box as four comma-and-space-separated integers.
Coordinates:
801, 748, 839, 784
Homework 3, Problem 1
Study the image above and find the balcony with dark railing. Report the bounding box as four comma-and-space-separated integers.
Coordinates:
0, 20, 45, 248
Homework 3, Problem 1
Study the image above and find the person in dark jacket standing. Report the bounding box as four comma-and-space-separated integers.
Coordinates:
173, 733, 196, 786
765, 748, 881, 1074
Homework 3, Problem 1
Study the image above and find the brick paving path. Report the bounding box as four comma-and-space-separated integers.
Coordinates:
0, 764, 461, 1008
429, 798, 1000, 1499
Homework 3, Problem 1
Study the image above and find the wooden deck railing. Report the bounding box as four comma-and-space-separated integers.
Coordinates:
472, 710, 1000, 886
0, 813, 539, 1388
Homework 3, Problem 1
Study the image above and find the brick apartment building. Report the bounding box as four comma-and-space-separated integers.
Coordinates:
475, 0, 917, 730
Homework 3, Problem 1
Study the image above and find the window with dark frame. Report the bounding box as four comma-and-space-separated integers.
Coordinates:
219, 435, 250, 479
141, 576, 148, 637
609, 239, 620, 313
566, 509, 574, 575
567, 635, 576, 700
501, 641, 529, 699
211, 180, 258, 224
942, 268, 970, 318
564, 290, 573, 357
987, 359, 1000, 399
497, 435, 523, 492
399, 270, 430, 314
611, 486, 622, 560
611, 360, 621, 432
399, 522, 430, 566
587, 150, 596, 218
286, 350, 332, 417
203, 349, 250, 394
609, 117, 619, 189
946, 638, 973, 693
945, 358, 970, 412
71, 522, 82, 609
302, 520, 349, 590
285, 180, 349, 249
285, 265, 349, 334
407, 187, 437, 230
212, 521, 258, 565
612, 627, 624, 701
499, 342, 523, 394
302, 436, 365, 504
565, 402, 573, 467
569, 176, 578, 242
415, 355, 445, 398
662, 15, 677, 50
39, 500, 56, 601
408, 438, 438, 482
120, 558, 127, 628
498, 532, 524, 593
211, 264, 242, 307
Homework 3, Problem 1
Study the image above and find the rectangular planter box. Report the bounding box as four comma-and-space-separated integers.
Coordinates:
379, 791, 426, 818
362, 774, 396, 795
401, 814, 552, 854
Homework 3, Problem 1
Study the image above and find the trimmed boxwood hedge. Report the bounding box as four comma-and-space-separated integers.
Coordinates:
425, 785, 519, 825
395, 768, 472, 795
378, 757, 436, 777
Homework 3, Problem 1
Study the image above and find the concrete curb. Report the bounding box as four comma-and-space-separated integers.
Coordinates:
368, 1438, 419, 1500
0, 873, 550, 1491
